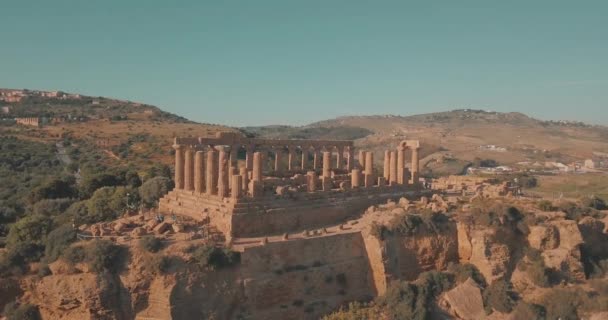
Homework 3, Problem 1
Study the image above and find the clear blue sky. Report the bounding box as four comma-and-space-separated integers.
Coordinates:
1, 1, 607, 126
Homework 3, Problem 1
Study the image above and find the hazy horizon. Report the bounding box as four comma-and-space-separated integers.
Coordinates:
1, 1, 607, 126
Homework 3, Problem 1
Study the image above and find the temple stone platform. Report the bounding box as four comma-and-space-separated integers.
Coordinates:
159, 184, 422, 239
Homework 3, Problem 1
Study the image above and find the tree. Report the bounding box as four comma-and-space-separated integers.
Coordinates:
86, 186, 128, 223
28, 176, 77, 203
44, 225, 76, 262
6, 214, 53, 248
139, 177, 173, 208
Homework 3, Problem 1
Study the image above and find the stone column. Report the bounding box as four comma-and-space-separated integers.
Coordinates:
346, 147, 353, 171
231, 175, 243, 199
313, 149, 320, 170
229, 145, 238, 167
245, 145, 254, 170
184, 148, 194, 191
383, 150, 390, 180
364, 151, 374, 187
274, 148, 282, 173
301, 147, 308, 170
217, 148, 229, 198
287, 146, 296, 171
205, 149, 217, 195
306, 171, 317, 192
351, 169, 361, 188
335, 147, 343, 170
411, 147, 420, 184
397, 146, 405, 185
358, 150, 366, 169
194, 151, 204, 193
322, 151, 331, 178
389, 151, 398, 186
252, 152, 262, 182
239, 166, 249, 192
173, 145, 184, 189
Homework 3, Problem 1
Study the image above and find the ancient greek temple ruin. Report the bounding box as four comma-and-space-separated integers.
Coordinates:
159, 132, 421, 239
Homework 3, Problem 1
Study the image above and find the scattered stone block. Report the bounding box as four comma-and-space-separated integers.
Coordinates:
153, 222, 171, 234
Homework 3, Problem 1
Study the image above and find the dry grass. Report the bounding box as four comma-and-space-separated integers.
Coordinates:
529, 174, 608, 200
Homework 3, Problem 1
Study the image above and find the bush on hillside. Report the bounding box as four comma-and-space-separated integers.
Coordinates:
6, 214, 53, 247
139, 176, 173, 208
482, 279, 516, 314
86, 187, 128, 223
139, 236, 162, 253
43, 225, 76, 263
190, 245, 240, 270
376, 271, 454, 320
537, 200, 554, 212
447, 263, 487, 287
31, 198, 75, 217
28, 176, 77, 204
85, 240, 127, 273
581, 196, 607, 210
2, 302, 41, 320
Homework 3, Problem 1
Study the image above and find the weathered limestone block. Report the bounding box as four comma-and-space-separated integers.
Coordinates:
457, 222, 472, 262
131, 227, 146, 237
276, 186, 289, 196
172, 223, 184, 233
469, 230, 510, 284
114, 222, 127, 233
439, 278, 485, 320
153, 222, 171, 234
398, 197, 410, 207
528, 225, 559, 250
551, 220, 583, 250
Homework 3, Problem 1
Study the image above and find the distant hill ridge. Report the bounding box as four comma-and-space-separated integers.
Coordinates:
0, 88, 190, 123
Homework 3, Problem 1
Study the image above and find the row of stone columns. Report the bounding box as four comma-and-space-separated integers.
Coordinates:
351, 145, 420, 188
173, 143, 419, 198
270, 146, 354, 173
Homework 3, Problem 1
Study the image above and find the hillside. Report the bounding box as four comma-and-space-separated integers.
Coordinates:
0, 88, 235, 170
244, 109, 608, 175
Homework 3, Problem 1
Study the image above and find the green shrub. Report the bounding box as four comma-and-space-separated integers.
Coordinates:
31, 198, 75, 217
2, 302, 41, 320
6, 214, 53, 247
86, 186, 129, 223
44, 225, 76, 262
85, 240, 127, 273
581, 196, 607, 210
0, 242, 45, 275
537, 200, 554, 212
447, 263, 487, 287
541, 288, 583, 320
376, 271, 454, 320
482, 279, 516, 314
62, 245, 86, 265
139, 236, 162, 253
139, 177, 173, 208
190, 245, 240, 270
151, 255, 171, 274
